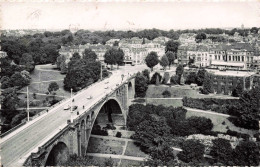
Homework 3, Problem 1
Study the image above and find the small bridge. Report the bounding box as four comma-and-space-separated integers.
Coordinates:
21, 77, 135, 166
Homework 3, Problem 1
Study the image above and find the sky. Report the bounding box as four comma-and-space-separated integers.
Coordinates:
1, 1, 260, 30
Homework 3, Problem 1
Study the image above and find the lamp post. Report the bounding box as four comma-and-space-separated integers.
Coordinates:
27, 86, 30, 122
70, 88, 73, 123
100, 62, 103, 81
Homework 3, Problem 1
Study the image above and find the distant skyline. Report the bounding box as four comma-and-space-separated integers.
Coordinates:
1, 1, 260, 31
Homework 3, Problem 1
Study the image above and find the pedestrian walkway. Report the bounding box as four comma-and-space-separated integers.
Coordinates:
86, 153, 146, 161
184, 107, 231, 117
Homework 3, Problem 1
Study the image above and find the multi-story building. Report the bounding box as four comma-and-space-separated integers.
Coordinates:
210, 43, 255, 70
182, 44, 210, 67
153, 36, 170, 45
179, 33, 196, 44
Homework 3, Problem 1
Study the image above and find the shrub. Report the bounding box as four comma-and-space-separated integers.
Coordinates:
162, 72, 170, 84
226, 130, 250, 140
150, 72, 162, 84
92, 124, 108, 136
162, 90, 171, 98
170, 75, 179, 85
116, 132, 122, 138
103, 124, 116, 130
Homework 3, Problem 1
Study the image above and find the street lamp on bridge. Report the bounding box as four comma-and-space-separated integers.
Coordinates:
70, 88, 73, 123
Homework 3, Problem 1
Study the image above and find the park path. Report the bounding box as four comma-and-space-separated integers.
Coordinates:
86, 153, 145, 161
184, 107, 231, 117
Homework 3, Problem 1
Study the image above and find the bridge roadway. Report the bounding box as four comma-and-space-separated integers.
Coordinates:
0, 66, 142, 167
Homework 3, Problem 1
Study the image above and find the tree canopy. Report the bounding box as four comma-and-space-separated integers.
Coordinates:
160, 55, 169, 70
145, 51, 159, 71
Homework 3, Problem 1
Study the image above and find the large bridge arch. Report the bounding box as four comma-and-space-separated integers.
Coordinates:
45, 142, 69, 166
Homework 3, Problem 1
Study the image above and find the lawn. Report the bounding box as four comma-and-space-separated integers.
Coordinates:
120, 159, 145, 166
87, 137, 125, 155
124, 141, 148, 158
19, 64, 70, 97
86, 156, 120, 166
146, 85, 199, 98
146, 98, 183, 107
186, 110, 257, 136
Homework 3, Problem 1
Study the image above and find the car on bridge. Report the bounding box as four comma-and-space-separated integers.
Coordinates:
63, 105, 71, 110
72, 106, 78, 111
105, 80, 109, 84
105, 85, 109, 89
86, 95, 93, 99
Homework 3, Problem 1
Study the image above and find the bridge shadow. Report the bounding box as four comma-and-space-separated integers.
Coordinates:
45, 142, 69, 166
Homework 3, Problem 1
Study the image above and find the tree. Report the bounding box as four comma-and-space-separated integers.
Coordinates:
209, 138, 234, 165
150, 72, 162, 84
196, 68, 206, 86
60, 61, 68, 74
233, 141, 260, 166
202, 73, 214, 94
70, 52, 81, 61
10, 72, 30, 88
187, 116, 213, 134
19, 53, 35, 72
160, 55, 169, 70
82, 49, 97, 62
142, 69, 150, 84
64, 60, 101, 91
166, 51, 175, 69
162, 90, 171, 98
233, 86, 260, 129
176, 64, 184, 77
104, 48, 117, 69
113, 41, 119, 46
232, 81, 243, 97
132, 115, 172, 153
176, 64, 184, 84
185, 72, 197, 85
48, 82, 59, 93
170, 75, 179, 85
56, 55, 66, 69
145, 51, 159, 71
145, 142, 177, 166
178, 139, 205, 163
162, 72, 170, 84
115, 48, 124, 69
250, 27, 259, 34
135, 72, 148, 97
165, 40, 179, 53
195, 33, 207, 43
0, 76, 10, 89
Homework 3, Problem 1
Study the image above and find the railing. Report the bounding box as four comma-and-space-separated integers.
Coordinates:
0, 122, 27, 138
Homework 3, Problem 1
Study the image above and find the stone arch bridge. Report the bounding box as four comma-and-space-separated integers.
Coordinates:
24, 78, 135, 166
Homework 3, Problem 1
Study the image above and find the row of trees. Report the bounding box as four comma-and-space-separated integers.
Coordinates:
145, 40, 180, 71
63, 50, 109, 91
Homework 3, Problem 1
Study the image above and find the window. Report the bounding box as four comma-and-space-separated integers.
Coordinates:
242, 56, 244, 62
229, 56, 231, 61
215, 55, 217, 60
238, 56, 240, 61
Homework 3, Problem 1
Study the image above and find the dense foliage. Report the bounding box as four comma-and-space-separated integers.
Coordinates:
64, 58, 108, 91
150, 72, 162, 85
134, 71, 149, 97
178, 139, 205, 163
145, 51, 159, 71
159, 55, 169, 70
